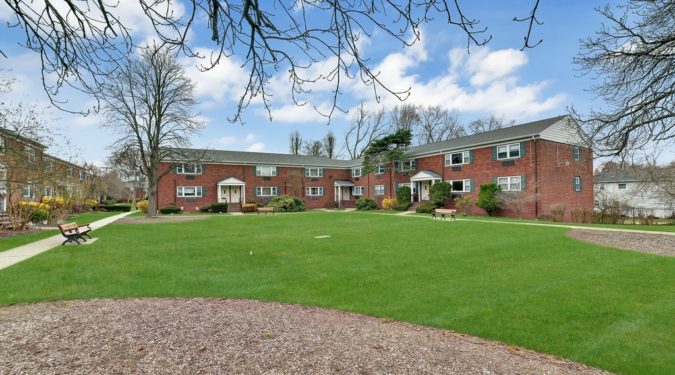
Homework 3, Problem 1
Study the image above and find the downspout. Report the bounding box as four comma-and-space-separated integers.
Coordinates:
532, 136, 539, 218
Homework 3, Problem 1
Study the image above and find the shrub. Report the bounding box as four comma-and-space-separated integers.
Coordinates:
550, 204, 566, 222
537, 214, 555, 222
99, 204, 132, 212
429, 181, 452, 207
159, 205, 182, 214
477, 182, 501, 215
210, 202, 228, 213
103, 199, 117, 205
268, 195, 305, 212
31, 208, 49, 223
355, 197, 377, 210
415, 203, 437, 214
396, 186, 411, 204
136, 200, 149, 213
454, 196, 475, 215
242, 203, 257, 213
324, 200, 339, 209
395, 202, 411, 211
199, 204, 212, 212
382, 197, 398, 210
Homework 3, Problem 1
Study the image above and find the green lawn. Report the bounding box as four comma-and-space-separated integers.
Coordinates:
0, 212, 673, 375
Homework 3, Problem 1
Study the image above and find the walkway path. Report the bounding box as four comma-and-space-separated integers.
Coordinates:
0, 211, 134, 271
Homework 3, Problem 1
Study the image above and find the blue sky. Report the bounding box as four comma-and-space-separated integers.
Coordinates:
2, 1, 670, 165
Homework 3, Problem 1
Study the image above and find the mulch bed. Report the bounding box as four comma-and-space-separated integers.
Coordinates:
0, 298, 611, 375
566, 229, 675, 257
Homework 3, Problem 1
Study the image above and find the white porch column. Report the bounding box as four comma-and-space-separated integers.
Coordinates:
241, 184, 245, 204
410, 182, 414, 203
217, 185, 222, 203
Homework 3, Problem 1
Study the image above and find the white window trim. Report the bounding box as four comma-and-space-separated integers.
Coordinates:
43, 186, 53, 197
497, 143, 521, 160
256, 165, 277, 177
351, 167, 362, 178
256, 186, 278, 197
353, 186, 365, 196
177, 186, 203, 198
448, 179, 471, 192
24, 146, 36, 162
573, 146, 581, 161
574, 176, 582, 192
0, 137, 5, 154
445, 151, 470, 166
618, 183, 627, 190
176, 163, 203, 175
395, 160, 415, 172
497, 176, 522, 192
305, 186, 324, 197
0, 168, 6, 194
374, 184, 385, 196
305, 167, 324, 178
375, 164, 386, 175
22, 183, 33, 198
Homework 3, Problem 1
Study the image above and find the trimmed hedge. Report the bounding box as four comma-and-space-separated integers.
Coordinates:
159, 206, 182, 214
268, 195, 305, 212
395, 202, 412, 211
99, 204, 132, 212
211, 203, 228, 213
355, 197, 377, 210
415, 203, 437, 214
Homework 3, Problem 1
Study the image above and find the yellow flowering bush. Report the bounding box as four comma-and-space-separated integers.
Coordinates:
136, 200, 149, 213
84, 199, 98, 208
382, 197, 398, 210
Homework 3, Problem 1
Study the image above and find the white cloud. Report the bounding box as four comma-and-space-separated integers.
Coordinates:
244, 133, 257, 143
465, 48, 528, 86
181, 48, 249, 104
246, 142, 265, 152
216, 136, 236, 147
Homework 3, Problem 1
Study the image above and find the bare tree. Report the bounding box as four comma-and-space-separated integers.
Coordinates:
344, 104, 388, 160
416, 106, 465, 144
389, 104, 420, 133
288, 131, 302, 155
323, 131, 338, 159
573, 0, 675, 155
101, 44, 202, 217
302, 140, 325, 157
109, 146, 145, 207
467, 114, 514, 135
498, 190, 537, 219
2, 2, 544, 120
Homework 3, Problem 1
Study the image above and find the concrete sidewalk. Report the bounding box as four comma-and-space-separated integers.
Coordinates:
0, 211, 134, 271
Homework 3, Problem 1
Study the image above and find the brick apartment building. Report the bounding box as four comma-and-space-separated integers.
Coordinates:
157, 115, 594, 220
0, 127, 87, 212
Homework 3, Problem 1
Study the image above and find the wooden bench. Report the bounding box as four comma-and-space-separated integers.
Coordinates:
431, 209, 456, 220
257, 207, 275, 215
57, 222, 92, 245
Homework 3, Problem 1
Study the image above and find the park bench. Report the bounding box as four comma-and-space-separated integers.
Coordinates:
431, 208, 456, 220
57, 222, 92, 245
257, 207, 275, 215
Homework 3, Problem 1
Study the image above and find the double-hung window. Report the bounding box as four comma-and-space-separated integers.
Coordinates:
496, 143, 520, 159
177, 186, 203, 197
79, 170, 86, 181
375, 164, 386, 175
497, 176, 522, 192
353, 186, 365, 196
0, 168, 6, 194
306, 187, 324, 196
351, 167, 362, 178
22, 183, 33, 198
256, 186, 278, 196
572, 146, 581, 161
43, 186, 53, 197
255, 165, 277, 176
449, 179, 471, 192
305, 168, 324, 178
395, 160, 416, 172
573, 176, 582, 192
445, 151, 470, 166
176, 163, 203, 174
374, 185, 385, 196
24, 146, 36, 162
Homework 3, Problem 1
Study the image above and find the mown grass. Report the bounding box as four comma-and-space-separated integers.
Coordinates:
0, 212, 672, 375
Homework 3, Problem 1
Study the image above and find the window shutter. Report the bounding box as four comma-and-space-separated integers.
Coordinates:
469, 179, 473, 192
304, 168, 308, 177
254, 166, 259, 176
468, 150, 473, 163
521, 175, 526, 191
579, 178, 583, 192
520, 142, 526, 157
201, 164, 205, 174
274, 166, 279, 176
201, 186, 206, 197
412, 159, 417, 170
253, 186, 258, 196
492, 147, 497, 160
173, 165, 178, 174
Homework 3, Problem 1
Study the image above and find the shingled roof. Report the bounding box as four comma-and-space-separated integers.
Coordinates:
176, 148, 356, 168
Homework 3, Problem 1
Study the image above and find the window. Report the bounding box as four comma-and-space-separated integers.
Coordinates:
351, 167, 362, 178
572, 146, 581, 161
375, 164, 386, 175
256, 186, 278, 197
374, 185, 385, 196
353, 186, 365, 196
618, 183, 626, 190
445, 151, 471, 166
395, 160, 416, 172
177, 186, 203, 197
497, 176, 522, 192
22, 183, 33, 198
496, 143, 520, 159
43, 186, 53, 197
0, 137, 4, 154
45, 160, 53, 173
79, 170, 86, 181
573, 176, 582, 192
176, 163, 203, 174
305, 187, 324, 196
449, 179, 471, 192
24, 146, 36, 162
67, 166, 73, 177
305, 168, 324, 178
0, 168, 6, 194
255, 165, 277, 176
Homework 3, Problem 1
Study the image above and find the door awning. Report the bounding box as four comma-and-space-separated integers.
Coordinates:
410, 170, 442, 181
334, 180, 355, 187
217, 177, 245, 186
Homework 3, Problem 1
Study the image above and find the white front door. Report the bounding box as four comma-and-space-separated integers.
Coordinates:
341, 187, 351, 200
420, 181, 431, 201
230, 186, 241, 203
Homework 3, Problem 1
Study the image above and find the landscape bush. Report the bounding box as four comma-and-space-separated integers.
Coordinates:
415, 203, 437, 214
31, 208, 49, 223
324, 200, 339, 209
454, 196, 475, 215
268, 195, 305, 212
99, 204, 132, 212
199, 204, 212, 212
571, 209, 594, 223
395, 202, 411, 211
355, 197, 377, 210
136, 200, 149, 213
210, 203, 228, 213
429, 182, 452, 207
159, 205, 182, 214
477, 182, 501, 215
382, 197, 398, 210
396, 186, 411, 204
550, 204, 566, 222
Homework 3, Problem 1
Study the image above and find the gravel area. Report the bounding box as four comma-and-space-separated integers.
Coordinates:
567, 229, 675, 257
0, 298, 610, 375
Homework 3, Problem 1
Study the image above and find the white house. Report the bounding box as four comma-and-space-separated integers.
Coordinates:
594, 170, 674, 219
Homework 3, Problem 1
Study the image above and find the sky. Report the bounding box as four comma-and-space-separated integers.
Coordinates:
0, 1, 672, 166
